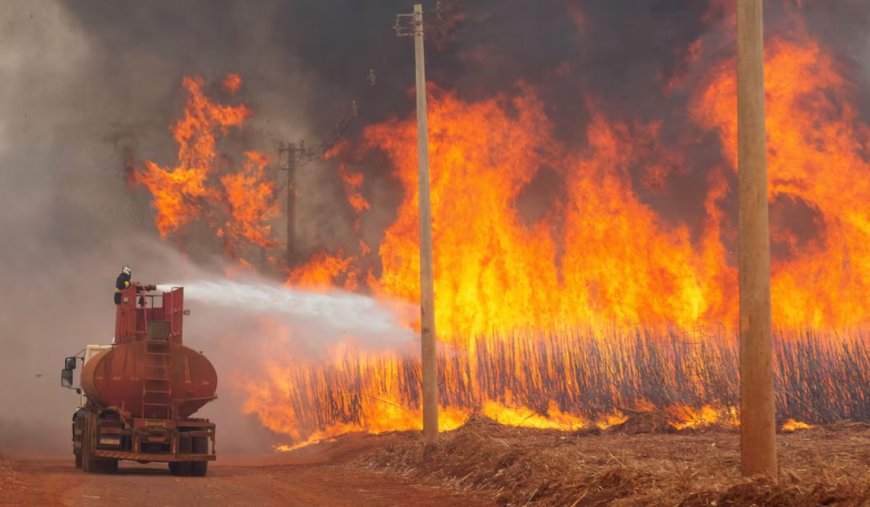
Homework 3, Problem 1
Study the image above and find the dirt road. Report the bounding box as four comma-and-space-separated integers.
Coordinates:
0, 457, 494, 507
8, 422, 867, 506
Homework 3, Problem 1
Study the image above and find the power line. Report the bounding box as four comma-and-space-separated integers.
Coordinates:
275, 1, 467, 268
395, 0, 465, 38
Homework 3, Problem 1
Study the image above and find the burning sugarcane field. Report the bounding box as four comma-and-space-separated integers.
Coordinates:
1, 0, 868, 506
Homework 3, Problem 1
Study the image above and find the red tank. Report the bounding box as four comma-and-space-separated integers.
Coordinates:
81, 286, 217, 419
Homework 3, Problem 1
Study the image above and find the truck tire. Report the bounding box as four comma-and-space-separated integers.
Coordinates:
73, 414, 83, 469
81, 415, 118, 474
169, 437, 192, 476
189, 437, 209, 477
81, 418, 94, 473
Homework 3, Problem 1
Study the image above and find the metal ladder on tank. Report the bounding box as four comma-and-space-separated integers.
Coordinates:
142, 337, 173, 419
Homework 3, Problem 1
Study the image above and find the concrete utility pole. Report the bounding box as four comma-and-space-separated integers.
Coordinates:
737, 0, 778, 478
396, 3, 439, 441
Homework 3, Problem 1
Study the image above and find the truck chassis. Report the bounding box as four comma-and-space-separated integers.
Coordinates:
72, 405, 216, 475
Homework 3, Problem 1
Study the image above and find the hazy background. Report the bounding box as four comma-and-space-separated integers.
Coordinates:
1, 0, 868, 456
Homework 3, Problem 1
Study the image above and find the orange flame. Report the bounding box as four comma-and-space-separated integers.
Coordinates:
253, 28, 869, 444
136, 75, 277, 259
288, 252, 358, 290
339, 164, 370, 215
223, 73, 242, 94
292, 27, 870, 336
781, 419, 813, 432
220, 151, 279, 250
135, 20, 868, 446
667, 405, 739, 431
694, 30, 870, 330
362, 88, 725, 339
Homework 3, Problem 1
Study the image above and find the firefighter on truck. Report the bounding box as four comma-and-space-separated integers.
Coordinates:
114, 265, 155, 305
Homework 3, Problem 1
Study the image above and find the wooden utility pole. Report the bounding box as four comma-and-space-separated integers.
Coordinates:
737, 0, 777, 478
396, 3, 439, 440
277, 109, 359, 269
286, 143, 297, 267
279, 141, 302, 268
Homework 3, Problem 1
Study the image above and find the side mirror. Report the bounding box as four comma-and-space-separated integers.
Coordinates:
64, 356, 77, 370
61, 368, 73, 388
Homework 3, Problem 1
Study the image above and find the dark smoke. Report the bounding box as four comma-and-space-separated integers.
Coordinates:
54, 0, 870, 254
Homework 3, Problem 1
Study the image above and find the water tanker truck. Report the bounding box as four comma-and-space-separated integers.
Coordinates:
61, 284, 217, 475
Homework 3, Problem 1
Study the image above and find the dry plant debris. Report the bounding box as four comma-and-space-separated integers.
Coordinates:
356, 416, 870, 506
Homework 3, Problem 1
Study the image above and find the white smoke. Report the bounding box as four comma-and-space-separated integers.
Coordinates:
152, 274, 420, 455
160, 278, 417, 348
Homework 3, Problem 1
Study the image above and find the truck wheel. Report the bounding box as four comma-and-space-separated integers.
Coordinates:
169, 437, 192, 476
81, 420, 93, 473
73, 415, 83, 469
81, 416, 118, 474
189, 437, 209, 477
